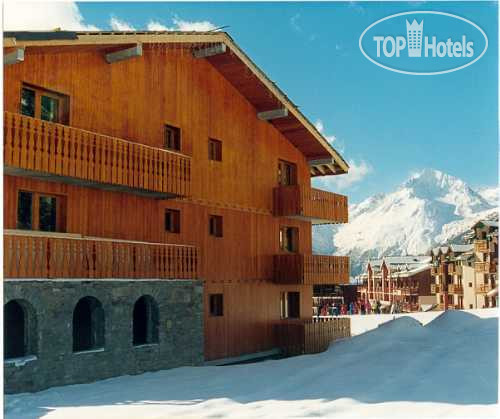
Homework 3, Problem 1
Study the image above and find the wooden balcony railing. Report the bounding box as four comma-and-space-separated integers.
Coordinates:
475, 262, 495, 274
274, 254, 349, 285
400, 287, 419, 295
4, 231, 198, 280
476, 284, 492, 294
275, 317, 350, 356
431, 284, 440, 294
475, 240, 488, 253
448, 284, 463, 294
4, 111, 191, 198
273, 185, 348, 224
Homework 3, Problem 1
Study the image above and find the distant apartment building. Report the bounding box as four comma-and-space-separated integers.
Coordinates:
430, 220, 498, 309
358, 256, 433, 312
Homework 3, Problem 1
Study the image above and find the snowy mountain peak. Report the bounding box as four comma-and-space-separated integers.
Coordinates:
312, 169, 498, 277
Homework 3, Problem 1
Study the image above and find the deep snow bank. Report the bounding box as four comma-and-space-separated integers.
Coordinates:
5, 309, 498, 419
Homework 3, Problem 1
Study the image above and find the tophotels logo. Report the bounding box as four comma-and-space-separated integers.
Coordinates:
359, 11, 488, 75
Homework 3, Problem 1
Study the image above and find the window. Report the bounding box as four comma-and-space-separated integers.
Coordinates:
209, 215, 223, 237
469, 282, 473, 288
278, 160, 297, 186
73, 296, 105, 352
164, 124, 181, 151
469, 304, 473, 309
209, 294, 223, 316
17, 190, 66, 232
133, 295, 159, 346
280, 292, 300, 319
208, 138, 222, 161
165, 209, 180, 233
20, 84, 69, 124
4, 299, 37, 359
280, 226, 298, 253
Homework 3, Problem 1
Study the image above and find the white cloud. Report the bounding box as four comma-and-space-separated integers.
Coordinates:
109, 16, 135, 31
290, 13, 302, 32
315, 119, 338, 148
313, 159, 372, 191
147, 20, 168, 31
146, 16, 216, 32
4, 1, 99, 31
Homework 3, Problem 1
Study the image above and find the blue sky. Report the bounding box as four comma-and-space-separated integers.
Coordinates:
7, 1, 498, 203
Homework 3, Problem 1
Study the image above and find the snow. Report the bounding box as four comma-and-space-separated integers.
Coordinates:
313, 169, 498, 276
6, 308, 498, 419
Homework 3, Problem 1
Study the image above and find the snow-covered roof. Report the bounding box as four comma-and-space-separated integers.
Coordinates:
366, 255, 431, 277
474, 220, 499, 228
449, 244, 474, 253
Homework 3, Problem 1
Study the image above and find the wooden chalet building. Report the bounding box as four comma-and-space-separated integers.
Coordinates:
359, 256, 432, 312
3, 31, 349, 392
430, 220, 498, 310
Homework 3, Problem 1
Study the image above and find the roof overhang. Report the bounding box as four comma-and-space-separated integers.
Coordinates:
4, 31, 348, 176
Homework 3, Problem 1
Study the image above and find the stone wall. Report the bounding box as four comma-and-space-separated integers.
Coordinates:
4, 279, 204, 393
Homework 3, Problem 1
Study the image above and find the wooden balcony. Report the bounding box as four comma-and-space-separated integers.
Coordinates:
475, 240, 488, 253
4, 231, 198, 280
448, 284, 463, 295
475, 262, 496, 274
4, 111, 191, 198
273, 185, 348, 224
274, 317, 350, 356
431, 284, 440, 294
476, 284, 492, 294
274, 254, 349, 285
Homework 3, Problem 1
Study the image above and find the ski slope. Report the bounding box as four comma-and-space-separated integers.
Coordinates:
5, 309, 498, 418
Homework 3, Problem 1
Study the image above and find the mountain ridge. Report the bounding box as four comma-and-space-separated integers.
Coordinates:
312, 169, 498, 277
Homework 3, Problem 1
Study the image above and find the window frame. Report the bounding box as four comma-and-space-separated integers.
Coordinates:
279, 226, 299, 253
208, 138, 223, 162
164, 124, 181, 152
20, 83, 70, 124
280, 291, 300, 319
209, 294, 224, 317
164, 208, 181, 234
278, 159, 297, 186
16, 189, 67, 233
209, 215, 223, 238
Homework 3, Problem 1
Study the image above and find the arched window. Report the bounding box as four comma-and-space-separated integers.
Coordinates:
4, 299, 37, 359
133, 295, 159, 346
73, 296, 105, 352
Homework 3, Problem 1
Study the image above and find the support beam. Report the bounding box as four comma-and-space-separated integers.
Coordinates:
257, 108, 288, 121
308, 158, 334, 167
315, 165, 327, 175
193, 43, 227, 58
105, 44, 142, 64
4, 48, 24, 66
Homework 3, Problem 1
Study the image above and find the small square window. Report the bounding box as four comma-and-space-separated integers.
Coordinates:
164, 124, 181, 151
469, 282, 473, 288
165, 209, 180, 233
469, 304, 473, 309
208, 138, 222, 161
209, 215, 223, 237
209, 294, 223, 316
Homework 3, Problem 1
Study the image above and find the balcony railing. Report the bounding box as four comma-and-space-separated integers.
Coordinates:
4, 111, 191, 198
475, 262, 496, 274
274, 254, 349, 285
273, 185, 348, 224
274, 317, 350, 356
4, 231, 198, 280
475, 240, 488, 253
476, 284, 492, 294
448, 284, 463, 294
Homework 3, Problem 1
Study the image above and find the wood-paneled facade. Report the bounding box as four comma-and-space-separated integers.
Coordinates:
4, 32, 349, 361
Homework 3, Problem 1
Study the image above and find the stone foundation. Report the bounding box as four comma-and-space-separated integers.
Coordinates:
4, 279, 204, 393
